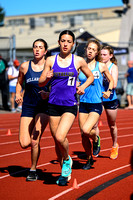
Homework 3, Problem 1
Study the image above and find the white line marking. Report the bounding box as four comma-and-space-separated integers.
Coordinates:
0, 144, 132, 180
0, 128, 133, 145
0, 133, 133, 157
48, 164, 131, 200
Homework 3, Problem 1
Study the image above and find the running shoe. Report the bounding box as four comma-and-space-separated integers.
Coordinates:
26, 171, 38, 181
56, 175, 69, 186
61, 155, 73, 178
11, 108, 16, 113
93, 136, 100, 156
16, 106, 22, 112
83, 157, 94, 170
110, 143, 119, 159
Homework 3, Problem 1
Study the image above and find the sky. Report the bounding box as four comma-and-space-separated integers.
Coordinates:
0, 0, 124, 17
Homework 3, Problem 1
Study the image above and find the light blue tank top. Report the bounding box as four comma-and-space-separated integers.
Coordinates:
48, 54, 78, 106
102, 63, 117, 102
78, 61, 103, 103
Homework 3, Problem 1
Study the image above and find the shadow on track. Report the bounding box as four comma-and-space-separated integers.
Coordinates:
0, 165, 60, 184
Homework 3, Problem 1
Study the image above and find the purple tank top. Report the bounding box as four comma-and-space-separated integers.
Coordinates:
48, 54, 78, 106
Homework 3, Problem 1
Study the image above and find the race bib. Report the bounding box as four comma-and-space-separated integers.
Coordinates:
67, 76, 75, 86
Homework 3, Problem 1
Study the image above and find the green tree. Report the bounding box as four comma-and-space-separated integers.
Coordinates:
0, 6, 5, 26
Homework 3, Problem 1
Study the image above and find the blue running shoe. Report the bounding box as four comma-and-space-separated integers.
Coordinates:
26, 171, 38, 181
61, 155, 73, 178
93, 136, 100, 156
83, 157, 94, 170
56, 176, 68, 186
56, 174, 71, 186
56, 175, 68, 186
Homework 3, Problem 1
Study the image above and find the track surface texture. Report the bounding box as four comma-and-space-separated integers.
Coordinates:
0, 109, 133, 200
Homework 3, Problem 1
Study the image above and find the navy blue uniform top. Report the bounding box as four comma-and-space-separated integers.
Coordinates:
102, 63, 117, 102
23, 60, 49, 108
127, 67, 133, 83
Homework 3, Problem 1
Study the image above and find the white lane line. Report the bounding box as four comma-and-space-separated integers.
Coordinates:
0, 145, 132, 180
0, 121, 133, 136
48, 164, 131, 200
0, 127, 133, 145
0, 133, 133, 156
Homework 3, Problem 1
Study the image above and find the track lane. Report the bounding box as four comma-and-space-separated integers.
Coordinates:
0, 109, 133, 200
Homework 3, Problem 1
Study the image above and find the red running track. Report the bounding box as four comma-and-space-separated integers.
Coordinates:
0, 109, 133, 200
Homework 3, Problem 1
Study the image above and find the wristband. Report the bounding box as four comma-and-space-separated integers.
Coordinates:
108, 89, 112, 92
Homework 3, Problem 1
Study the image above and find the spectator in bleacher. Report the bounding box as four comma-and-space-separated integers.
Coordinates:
125, 60, 133, 109
0, 54, 10, 111
7, 59, 22, 112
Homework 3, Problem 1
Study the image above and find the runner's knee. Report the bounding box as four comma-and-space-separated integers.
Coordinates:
19, 138, 30, 149
31, 139, 39, 148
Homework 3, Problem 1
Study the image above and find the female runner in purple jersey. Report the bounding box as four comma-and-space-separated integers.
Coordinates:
39, 30, 94, 186
15, 39, 49, 181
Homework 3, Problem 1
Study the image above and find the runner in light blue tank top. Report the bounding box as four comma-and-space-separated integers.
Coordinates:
79, 61, 103, 104
78, 39, 114, 169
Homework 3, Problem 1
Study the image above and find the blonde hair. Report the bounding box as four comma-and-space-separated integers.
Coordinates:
101, 45, 117, 65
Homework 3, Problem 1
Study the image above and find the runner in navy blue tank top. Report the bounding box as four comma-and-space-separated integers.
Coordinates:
15, 39, 49, 181
39, 30, 94, 186
99, 45, 119, 160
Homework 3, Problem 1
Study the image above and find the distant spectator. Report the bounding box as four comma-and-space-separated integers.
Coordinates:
7, 59, 22, 112
0, 54, 10, 111
125, 60, 133, 109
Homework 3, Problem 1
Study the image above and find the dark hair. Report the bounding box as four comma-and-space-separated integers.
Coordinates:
85, 38, 102, 62
32, 38, 48, 50
101, 45, 117, 65
59, 30, 75, 43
